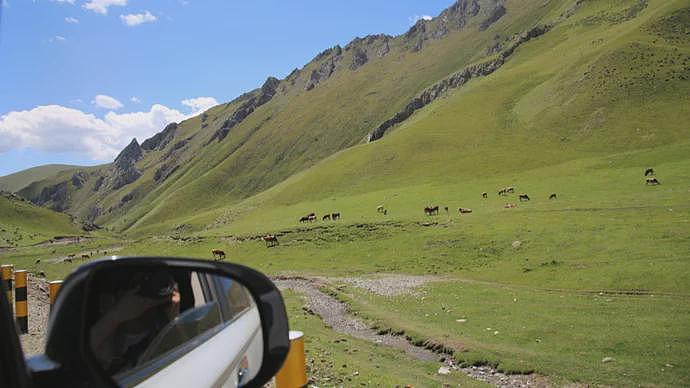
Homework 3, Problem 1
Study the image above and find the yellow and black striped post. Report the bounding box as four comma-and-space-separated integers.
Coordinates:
49, 280, 63, 310
14, 270, 28, 334
275, 330, 308, 388
1, 264, 13, 308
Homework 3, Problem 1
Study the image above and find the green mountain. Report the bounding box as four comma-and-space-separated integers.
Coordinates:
0, 164, 81, 193
19, 0, 689, 236
0, 192, 83, 248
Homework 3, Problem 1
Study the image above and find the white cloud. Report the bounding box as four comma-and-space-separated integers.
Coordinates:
120, 10, 157, 26
409, 15, 433, 25
0, 98, 216, 161
181, 97, 218, 114
83, 0, 126, 14
93, 95, 123, 110
64, 16, 79, 24
49, 35, 66, 43
130, 96, 140, 103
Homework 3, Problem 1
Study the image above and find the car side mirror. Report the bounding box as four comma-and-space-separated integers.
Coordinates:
29, 257, 289, 388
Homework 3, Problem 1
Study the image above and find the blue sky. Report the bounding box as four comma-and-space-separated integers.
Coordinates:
0, 0, 453, 176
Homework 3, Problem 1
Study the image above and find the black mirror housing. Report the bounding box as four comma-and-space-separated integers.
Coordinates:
32, 257, 289, 388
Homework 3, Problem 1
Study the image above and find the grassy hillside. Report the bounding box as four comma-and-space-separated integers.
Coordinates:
0, 164, 80, 193
0, 192, 83, 248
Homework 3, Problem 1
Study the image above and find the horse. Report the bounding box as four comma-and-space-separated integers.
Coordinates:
498, 189, 507, 196
482, 192, 488, 199
645, 168, 654, 176
331, 212, 340, 220
211, 249, 226, 260
519, 194, 530, 201
549, 193, 557, 200
444, 206, 449, 214
646, 177, 660, 185
263, 235, 279, 247
506, 187, 515, 193
458, 207, 473, 214
35, 259, 41, 265
299, 216, 309, 223
81, 254, 90, 259
308, 214, 317, 222
377, 205, 384, 213
322, 214, 331, 221
504, 203, 517, 208
424, 206, 439, 216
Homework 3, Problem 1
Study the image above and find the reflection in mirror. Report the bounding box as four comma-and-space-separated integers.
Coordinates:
85, 265, 263, 387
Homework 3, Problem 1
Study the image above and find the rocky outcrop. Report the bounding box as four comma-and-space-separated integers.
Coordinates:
36, 182, 69, 211
141, 122, 178, 151
305, 46, 342, 91
479, 2, 506, 31
209, 77, 280, 143
70, 172, 87, 188
368, 24, 551, 142
153, 162, 180, 183
350, 47, 368, 70
440, 0, 481, 29
107, 138, 143, 190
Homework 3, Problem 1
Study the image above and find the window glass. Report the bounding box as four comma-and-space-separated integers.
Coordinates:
215, 276, 253, 321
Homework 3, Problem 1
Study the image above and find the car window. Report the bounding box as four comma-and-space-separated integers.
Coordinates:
214, 275, 253, 321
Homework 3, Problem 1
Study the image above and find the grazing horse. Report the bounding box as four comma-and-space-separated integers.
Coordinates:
299, 216, 309, 223
519, 194, 530, 201
308, 214, 317, 222
646, 177, 660, 185
498, 189, 507, 196
549, 193, 557, 200
458, 207, 473, 214
211, 249, 226, 260
424, 206, 439, 216
645, 168, 654, 176
504, 203, 517, 208
263, 235, 279, 247
81, 254, 90, 259
377, 205, 384, 213
331, 212, 340, 220
64, 258, 72, 263
506, 187, 515, 193
322, 214, 331, 221
482, 192, 488, 199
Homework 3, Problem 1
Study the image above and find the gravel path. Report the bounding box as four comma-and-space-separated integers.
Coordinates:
275, 276, 551, 388
19, 274, 51, 357
336, 274, 444, 297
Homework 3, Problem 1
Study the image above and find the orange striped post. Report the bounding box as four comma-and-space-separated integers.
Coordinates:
275, 330, 307, 388
48, 280, 63, 309
14, 270, 28, 334
1, 264, 13, 309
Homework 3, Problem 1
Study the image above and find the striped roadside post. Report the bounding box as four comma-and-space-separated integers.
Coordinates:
48, 280, 63, 310
14, 270, 28, 334
275, 330, 308, 388
1, 264, 13, 309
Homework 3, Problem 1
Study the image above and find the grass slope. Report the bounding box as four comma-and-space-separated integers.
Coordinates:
0, 164, 80, 193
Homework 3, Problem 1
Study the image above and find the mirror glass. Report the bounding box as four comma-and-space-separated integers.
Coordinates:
84, 265, 263, 387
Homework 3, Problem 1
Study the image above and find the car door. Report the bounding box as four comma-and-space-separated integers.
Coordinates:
0, 278, 30, 388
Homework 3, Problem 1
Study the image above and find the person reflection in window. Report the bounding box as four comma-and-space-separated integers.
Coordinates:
90, 270, 181, 375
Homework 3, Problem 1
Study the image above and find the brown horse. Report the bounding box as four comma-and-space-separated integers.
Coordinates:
322, 214, 331, 221
424, 206, 439, 216
263, 235, 279, 247
458, 207, 473, 214
482, 192, 488, 199
549, 193, 557, 199
211, 249, 226, 260
498, 189, 507, 196
519, 194, 530, 201
331, 212, 340, 220
646, 177, 660, 185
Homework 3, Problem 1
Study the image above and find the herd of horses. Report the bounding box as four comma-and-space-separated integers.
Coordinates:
210, 167, 662, 260
299, 212, 341, 223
